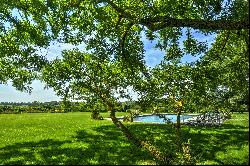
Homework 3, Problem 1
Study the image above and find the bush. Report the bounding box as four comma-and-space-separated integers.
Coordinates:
90, 110, 103, 120
123, 115, 132, 122
172, 138, 198, 165
151, 107, 161, 114
219, 108, 232, 119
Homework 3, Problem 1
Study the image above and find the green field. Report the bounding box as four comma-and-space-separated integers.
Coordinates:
0, 112, 248, 165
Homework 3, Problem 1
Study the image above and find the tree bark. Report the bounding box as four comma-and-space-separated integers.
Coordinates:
141, 18, 249, 31
98, 92, 171, 163
107, 104, 171, 164
103, 0, 249, 30
176, 110, 181, 151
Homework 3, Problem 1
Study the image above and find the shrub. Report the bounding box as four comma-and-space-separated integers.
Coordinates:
90, 110, 103, 120
151, 106, 161, 114
123, 115, 132, 122
124, 109, 141, 122
172, 138, 198, 165
219, 108, 232, 119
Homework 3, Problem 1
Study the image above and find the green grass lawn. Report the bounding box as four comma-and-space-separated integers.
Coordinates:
0, 112, 248, 165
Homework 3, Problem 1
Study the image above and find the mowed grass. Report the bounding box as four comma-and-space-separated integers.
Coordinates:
0, 112, 248, 165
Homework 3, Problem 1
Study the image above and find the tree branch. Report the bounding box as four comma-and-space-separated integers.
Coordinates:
118, 22, 133, 59
220, 31, 230, 54
103, 1, 249, 31
140, 17, 249, 31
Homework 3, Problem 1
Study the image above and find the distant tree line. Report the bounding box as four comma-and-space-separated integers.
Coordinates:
0, 101, 60, 106
0, 100, 152, 114
0, 97, 247, 114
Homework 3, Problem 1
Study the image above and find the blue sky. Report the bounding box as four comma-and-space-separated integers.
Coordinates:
0, 31, 216, 102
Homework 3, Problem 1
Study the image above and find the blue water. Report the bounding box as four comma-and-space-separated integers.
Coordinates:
131, 114, 195, 123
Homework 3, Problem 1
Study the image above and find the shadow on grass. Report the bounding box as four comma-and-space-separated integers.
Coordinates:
0, 122, 248, 165
0, 125, 155, 165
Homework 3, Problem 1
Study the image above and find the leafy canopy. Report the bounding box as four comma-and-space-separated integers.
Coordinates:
1, 0, 249, 91
42, 49, 140, 108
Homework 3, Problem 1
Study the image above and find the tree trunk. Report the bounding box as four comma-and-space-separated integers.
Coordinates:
107, 105, 171, 164
176, 110, 181, 151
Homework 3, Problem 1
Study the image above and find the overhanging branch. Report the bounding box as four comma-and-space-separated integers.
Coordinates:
118, 22, 133, 59
141, 17, 249, 31
220, 31, 230, 54
103, 0, 249, 31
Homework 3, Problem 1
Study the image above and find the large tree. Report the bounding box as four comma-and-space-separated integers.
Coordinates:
42, 49, 169, 163
135, 59, 195, 149
1, 0, 249, 163
192, 29, 249, 113
1, 0, 249, 88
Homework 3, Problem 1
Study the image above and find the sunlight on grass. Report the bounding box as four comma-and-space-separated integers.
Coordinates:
215, 144, 249, 165
0, 112, 248, 165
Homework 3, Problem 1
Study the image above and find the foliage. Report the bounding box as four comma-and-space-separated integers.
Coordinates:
151, 106, 162, 115
186, 30, 248, 112
174, 138, 196, 165
123, 109, 141, 122
0, 105, 65, 114
42, 49, 134, 103
0, 101, 145, 114
0, 101, 59, 107
138, 29, 249, 115
127, 109, 141, 117
122, 115, 132, 122
1, 0, 249, 90
90, 109, 103, 120
1, 0, 249, 164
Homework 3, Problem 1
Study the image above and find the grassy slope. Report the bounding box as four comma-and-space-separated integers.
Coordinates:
0, 112, 248, 165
